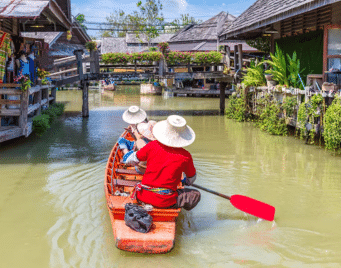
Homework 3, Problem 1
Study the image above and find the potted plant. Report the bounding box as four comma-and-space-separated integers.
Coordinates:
37, 68, 50, 85
85, 41, 97, 51
14, 72, 32, 91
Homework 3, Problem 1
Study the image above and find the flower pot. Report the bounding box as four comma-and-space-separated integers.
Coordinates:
264, 74, 273, 81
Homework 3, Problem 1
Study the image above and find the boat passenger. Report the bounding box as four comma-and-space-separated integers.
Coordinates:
125, 115, 201, 211
119, 120, 157, 174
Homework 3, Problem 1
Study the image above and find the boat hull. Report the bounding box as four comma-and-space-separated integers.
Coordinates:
105, 131, 181, 253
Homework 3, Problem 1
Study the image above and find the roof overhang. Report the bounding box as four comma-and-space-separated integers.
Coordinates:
0, 0, 71, 32
220, 0, 340, 40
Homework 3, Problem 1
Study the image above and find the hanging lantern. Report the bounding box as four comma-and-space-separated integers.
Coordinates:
67, 30, 72, 41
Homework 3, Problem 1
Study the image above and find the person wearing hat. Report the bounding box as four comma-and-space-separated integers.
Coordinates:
118, 105, 147, 161
126, 115, 201, 210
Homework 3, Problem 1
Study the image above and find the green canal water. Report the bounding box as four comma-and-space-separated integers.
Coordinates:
1, 87, 341, 267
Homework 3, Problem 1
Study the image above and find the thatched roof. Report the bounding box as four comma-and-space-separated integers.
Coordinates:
169, 12, 236, 43
220, 0, 341, 39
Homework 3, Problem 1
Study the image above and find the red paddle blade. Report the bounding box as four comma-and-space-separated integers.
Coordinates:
230, 195, 275, 221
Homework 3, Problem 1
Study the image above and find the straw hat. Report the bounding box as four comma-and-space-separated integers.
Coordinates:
152, 115, 195, 148
137, 120, 157, 141
122, 106, 147, 124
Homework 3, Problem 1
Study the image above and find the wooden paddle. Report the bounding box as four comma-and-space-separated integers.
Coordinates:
192, 183, 275, 221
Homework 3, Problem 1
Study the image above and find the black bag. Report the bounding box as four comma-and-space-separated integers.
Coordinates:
124, 203, 153, 233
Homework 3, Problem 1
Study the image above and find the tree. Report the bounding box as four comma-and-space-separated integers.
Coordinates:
102, 10, 131, 37
128, 0, 164, 47
75, 14, 87, 30
166, 14, 202, 33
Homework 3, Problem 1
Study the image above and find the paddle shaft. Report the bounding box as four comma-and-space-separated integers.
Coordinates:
192, 183, 231, 200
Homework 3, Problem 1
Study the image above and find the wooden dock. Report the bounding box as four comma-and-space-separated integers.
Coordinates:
171, 88, 231, 97
0, 83, 56, 143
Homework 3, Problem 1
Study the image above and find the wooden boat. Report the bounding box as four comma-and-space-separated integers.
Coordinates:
104, 83, 115, 91
104, 131, 181, 254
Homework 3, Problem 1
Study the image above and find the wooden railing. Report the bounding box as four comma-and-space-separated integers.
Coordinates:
0, 83, 56, 142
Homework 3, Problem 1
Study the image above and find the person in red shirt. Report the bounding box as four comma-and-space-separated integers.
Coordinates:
126, 115, 201, 210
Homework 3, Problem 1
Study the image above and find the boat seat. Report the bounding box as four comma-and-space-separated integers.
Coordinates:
116, 168, 140, 175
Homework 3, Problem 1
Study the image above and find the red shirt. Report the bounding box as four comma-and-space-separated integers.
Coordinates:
136, 140, 196, 208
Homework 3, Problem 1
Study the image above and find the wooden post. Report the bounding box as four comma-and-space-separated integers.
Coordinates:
19, 90, 28, 136
51, 86, 56, 104
220, 82, 227, 115
82, 81, 89, 117
225, 46, 230, 69
74, 49, 84, 81
238, 44, 243, 71
158, 59, 164, 77
234, 45, 239, 70
37, 86, 42, 115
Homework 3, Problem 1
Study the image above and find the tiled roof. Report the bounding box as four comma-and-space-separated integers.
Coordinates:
101, 38, 127, 54
221, 0, 340, 38
169, 12, 235, 43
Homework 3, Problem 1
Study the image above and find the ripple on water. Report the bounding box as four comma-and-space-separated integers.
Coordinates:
45, 161, 109, 268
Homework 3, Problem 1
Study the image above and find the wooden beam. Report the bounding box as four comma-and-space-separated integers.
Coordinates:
234, 45, 239, 70
0, 99, 21, 105
238, 44, 243, 70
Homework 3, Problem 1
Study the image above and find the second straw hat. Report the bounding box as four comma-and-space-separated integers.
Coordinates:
152, 115, 195, 147
122, 106, 147, 124
137, 120, 157, 140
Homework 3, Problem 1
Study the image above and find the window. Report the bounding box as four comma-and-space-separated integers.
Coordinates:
324, 25, 341, 76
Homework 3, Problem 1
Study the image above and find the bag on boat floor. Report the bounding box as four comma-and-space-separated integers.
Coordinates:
124, 203, 153, 233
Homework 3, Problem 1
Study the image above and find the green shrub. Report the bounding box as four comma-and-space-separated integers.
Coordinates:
41, 103, 65, 123
242, 59, 266, 87
323, 97, 341, 151
282, 96, 297, 117
32, 114, 50, 136
226, 93, 247, 122
192, 51, 223, 65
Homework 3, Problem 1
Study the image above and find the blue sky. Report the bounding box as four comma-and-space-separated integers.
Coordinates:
71, 0, 255, 37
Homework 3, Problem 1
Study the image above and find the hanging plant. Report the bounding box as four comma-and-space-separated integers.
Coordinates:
282, 96, 298, 117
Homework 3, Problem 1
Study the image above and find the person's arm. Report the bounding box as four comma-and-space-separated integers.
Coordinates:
183, 154, 197, 186
125, 141, 151, 165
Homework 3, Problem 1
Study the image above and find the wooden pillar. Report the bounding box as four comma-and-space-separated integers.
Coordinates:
82, 81, 89, 118
234, 45, 239, 70
238, 44, 243, 71
74, 49, 84, 81
225, 46, 230, 69
19, 90, 28, 136
220, 82, 227, 115
37, 86, 42, 115
51, 86, 56, 104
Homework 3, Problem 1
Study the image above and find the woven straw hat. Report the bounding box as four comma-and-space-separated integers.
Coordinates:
137, 120, 157, 140
152, 115, 195, 147
122, 106, 147, 124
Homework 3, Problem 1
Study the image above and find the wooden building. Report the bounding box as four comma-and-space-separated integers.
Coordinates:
0, 0, 72, 142
167, 12, 260, 90
219, 0, 341, 89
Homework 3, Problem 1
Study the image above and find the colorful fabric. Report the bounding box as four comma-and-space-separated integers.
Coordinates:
0, 32, 12, 81
130, 183, 174, 200
135, 140, 196, 208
